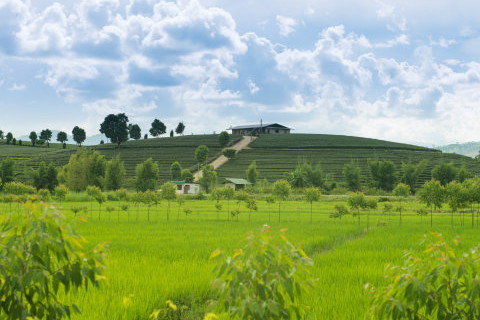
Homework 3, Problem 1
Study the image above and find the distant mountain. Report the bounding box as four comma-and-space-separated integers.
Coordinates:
437, 142, 480, 158
18, 131, 107, 146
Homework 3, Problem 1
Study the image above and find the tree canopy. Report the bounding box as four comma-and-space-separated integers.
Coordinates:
99, 113, 130, 146
72, 126, 86, 146
129, 124, 142, 140
175, 122, 185, 135
149, 119, 166, 137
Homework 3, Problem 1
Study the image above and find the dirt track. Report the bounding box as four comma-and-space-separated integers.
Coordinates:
194, 136, 257, 180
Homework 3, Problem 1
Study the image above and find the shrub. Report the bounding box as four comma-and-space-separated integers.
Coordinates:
0, 202, 107, 319
209, 225, 315, 319
222, 148, 236, 159
367, 233, 480, 320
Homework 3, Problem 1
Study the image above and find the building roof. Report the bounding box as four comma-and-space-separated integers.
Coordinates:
170, 181, 198, 185
231, 123, 291, 130
224, 178, 252, 185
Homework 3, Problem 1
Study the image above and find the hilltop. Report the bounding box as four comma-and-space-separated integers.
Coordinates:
1, 133, 478, 188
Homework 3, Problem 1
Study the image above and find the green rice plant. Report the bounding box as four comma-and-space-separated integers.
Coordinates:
209, 225, 315, 319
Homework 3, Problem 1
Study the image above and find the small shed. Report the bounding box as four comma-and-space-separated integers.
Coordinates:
230, 123, 291, 135
224, 178, 252, 190
171, 181, 200, 195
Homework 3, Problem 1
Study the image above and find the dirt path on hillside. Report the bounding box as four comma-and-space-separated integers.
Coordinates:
194, 136, 257, 180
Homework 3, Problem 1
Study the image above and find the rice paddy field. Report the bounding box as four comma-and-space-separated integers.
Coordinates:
4, 197, 479, 319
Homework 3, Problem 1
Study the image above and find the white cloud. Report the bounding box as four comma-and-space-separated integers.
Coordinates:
247, 79, 259, 94
3, 0, 480, 144
276, 15, 297, 36
8, 83, 26, 91
376, 1, 407, 32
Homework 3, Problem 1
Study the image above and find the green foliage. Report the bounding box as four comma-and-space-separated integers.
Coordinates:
195, 145, 209, 165
100, 113, 130, 146
400, 160, 426, 191
39, 129, 52, 147
246, 160, 259, 184
63, 149, 106, 191
54, 184, 69, 203
456, 165, 472, 183
149, 119, 166, 137
304, 187, 321, 203
160, 182, 177, 201
272, 180, 291, 201
181, 169, 194, 183
285, 161, 324, 189
72, 126, 86, 146
105, 156, 126, 190
135, 158, 159, 192
392, 183, 411, 198
445, 181, 469, 212
37, 188, 51, 201
222, 148, 236, 159
432, 162, 457, 186
417, 179, 445, 226
417, 179, 445, 211
368, 160, 397, 191
222, 186, 235, 200
330, 204, 349, 219
29, 131, 37, 147
129, 124, 142, 140
31, 162, 58, 192
0, 202, 107, 320
198, 165, 217, 193
170, 161, 183, 181
367, 233, 480, 320
0, 158, 15, 187
218, 131, 230, 148
6, 132, 13, 144
210, 226, 314, 319
347, 193, 367, 222
56, 131, 68, 144
175, 121, 185, 135
343, 161, 361, 191
3, 181, 36, 195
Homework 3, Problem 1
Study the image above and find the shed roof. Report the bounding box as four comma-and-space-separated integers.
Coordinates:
224, 178, 252, 185
170, 181, 198, 185
231, 123, 290, 130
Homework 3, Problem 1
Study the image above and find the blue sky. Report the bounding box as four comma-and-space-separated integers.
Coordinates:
1, 0, 480, 146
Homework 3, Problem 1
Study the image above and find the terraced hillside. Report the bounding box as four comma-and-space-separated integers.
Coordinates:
216, 134, 480, 187
92, 134, 242, 182
0, 144, 76, 181
0, 135, 241, 183
2, 133, 478, 188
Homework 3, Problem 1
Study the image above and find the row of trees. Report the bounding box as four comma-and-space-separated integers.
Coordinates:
282, 159, 472, 194
0, 116, 187, 148
99, 114, 186, 146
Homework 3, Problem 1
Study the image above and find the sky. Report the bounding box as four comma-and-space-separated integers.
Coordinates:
1, 0, 480, 146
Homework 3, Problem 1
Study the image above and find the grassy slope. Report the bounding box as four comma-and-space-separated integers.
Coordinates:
0, 135, 242, 184
217, 134, 480, 186
1, 133, 478, 187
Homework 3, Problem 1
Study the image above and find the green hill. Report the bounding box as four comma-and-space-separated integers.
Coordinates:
1, 133, 479, 189
0, 135, 242, 184
216, 134, 480, 187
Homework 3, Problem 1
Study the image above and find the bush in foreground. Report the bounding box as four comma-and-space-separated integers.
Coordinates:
209, 225, 315, 319
0, 202, 107, 319
367, 233, 480, 319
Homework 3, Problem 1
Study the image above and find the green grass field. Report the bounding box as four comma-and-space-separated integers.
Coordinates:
3, 197, 478, 319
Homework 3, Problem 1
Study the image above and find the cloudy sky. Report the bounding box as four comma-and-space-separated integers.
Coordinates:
1, 0, 480, 146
